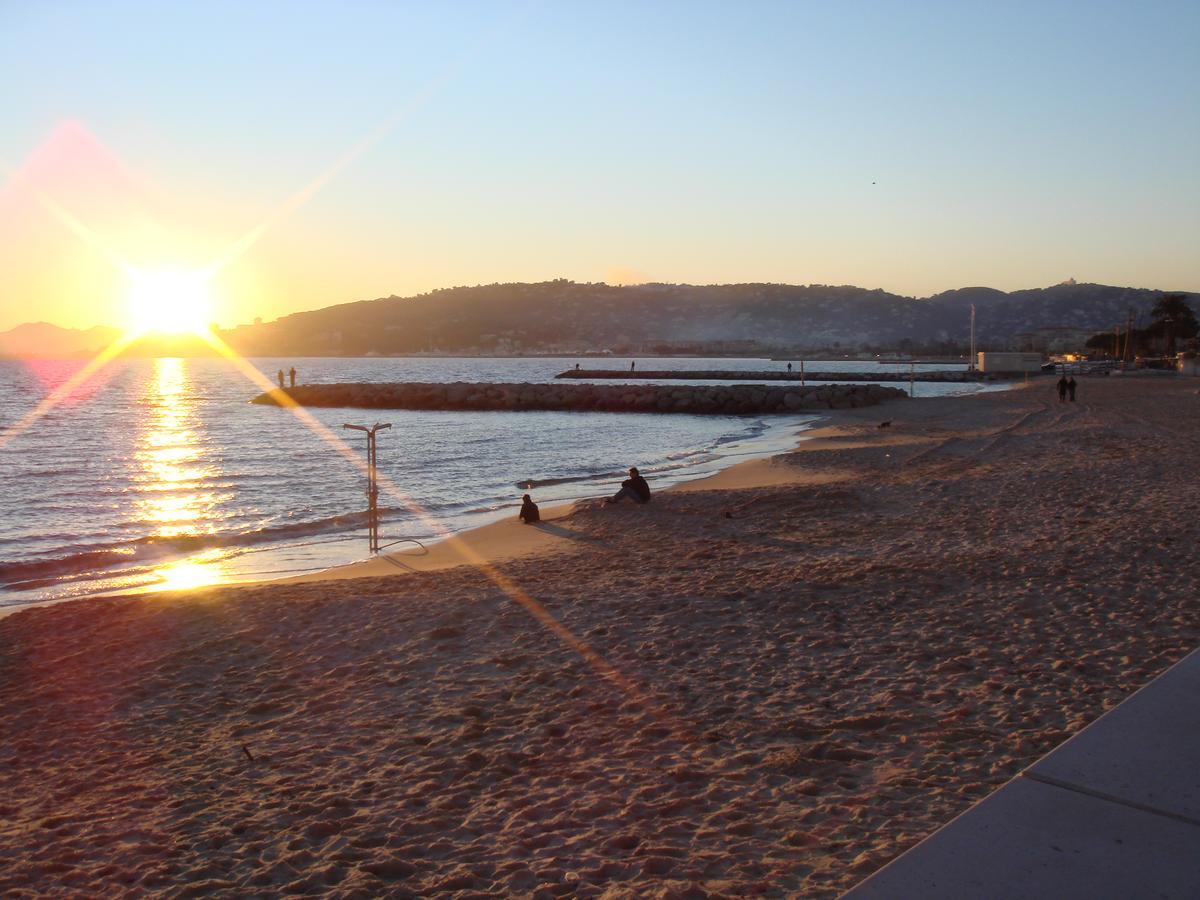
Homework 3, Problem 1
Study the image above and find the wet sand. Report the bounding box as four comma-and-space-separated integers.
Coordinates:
1, 376, 1197, 897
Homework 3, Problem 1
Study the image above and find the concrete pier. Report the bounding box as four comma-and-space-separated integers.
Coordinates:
555, 369, 989, 383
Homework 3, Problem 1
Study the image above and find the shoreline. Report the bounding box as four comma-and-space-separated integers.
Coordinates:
270, 414, 837, 587
3, 378, 1198, 896
0, 410, 823, 617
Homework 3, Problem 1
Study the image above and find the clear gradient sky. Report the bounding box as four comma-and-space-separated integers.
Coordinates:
1, 0, 1197, 331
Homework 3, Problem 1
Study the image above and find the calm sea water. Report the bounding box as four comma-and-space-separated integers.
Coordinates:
0, 356, 987, 606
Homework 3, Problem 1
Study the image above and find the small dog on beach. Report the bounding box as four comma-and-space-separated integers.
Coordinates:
878, 420, 891, 429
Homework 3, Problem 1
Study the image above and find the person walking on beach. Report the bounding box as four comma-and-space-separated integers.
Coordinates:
1057, 374, 1068, 403
289, 366, 296, 388
607, 467, 651, 505
277, 369, 285, 389
519, 493, 540, 524
630, 360, 636, 372
1067, 376, 1077, 402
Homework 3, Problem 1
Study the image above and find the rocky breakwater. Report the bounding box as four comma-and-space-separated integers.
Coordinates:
252, 382, 906, 414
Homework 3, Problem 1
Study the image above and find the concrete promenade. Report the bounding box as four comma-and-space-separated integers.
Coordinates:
845, 646, 1200, 898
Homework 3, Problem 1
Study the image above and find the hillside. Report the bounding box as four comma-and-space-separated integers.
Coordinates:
5, 282, 1194, 359
0, 322, 122, 359
221, 280, 1197, 356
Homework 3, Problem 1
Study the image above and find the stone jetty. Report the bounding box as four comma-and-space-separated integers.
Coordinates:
252, 381, 906, 415
556, 368, 988, 383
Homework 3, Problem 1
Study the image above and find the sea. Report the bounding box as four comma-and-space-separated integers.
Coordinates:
0, 356, 995, 608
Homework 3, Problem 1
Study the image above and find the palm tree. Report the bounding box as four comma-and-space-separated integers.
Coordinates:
1150, 294, 1199, 356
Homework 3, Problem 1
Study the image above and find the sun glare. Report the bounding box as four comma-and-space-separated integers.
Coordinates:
125, 268, 214, 336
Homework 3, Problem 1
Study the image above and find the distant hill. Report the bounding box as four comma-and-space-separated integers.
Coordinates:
6, 281, 1195, 358
0, 322, 122, 358
221, 280, 1198, 356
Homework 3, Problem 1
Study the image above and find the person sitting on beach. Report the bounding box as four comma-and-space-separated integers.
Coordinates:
607, 467, 651, 504
1057, 375, 1068, 402
519, 493, 540, 524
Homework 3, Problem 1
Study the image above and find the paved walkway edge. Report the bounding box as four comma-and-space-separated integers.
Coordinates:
843, 646, 1200, 898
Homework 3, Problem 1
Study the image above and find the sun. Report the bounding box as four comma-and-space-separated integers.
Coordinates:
124, 268, 215, 336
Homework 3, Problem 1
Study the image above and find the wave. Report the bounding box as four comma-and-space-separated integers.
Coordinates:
0, 509, 372, 587
712, 419, 768, 445
515, 470, 622, 490
0, 494, 487, 589
0, 548, 148, 586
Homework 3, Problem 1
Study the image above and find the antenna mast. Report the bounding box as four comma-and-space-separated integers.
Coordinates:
969, 304, 977, 370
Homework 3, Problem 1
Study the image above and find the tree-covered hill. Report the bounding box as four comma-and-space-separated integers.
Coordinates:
219, 280, 1196, 356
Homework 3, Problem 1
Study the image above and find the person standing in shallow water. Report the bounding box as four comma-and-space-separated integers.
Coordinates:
630, 361, 636, 372
1057, 375, 1068, 403
1067, 376, 1077, 402
289, 367, 296, 388
277, 369, 285, 389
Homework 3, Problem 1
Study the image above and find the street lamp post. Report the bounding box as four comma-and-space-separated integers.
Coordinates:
343, 422, 392, 553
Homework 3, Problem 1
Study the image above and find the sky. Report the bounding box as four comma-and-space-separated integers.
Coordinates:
1, 0, 1197, 331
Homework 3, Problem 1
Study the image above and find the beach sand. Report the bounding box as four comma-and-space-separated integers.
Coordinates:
2, 376, 1198, 897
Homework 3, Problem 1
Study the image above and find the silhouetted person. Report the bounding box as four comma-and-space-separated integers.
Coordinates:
575, 363, 580, 370
277, 369, 285, 389
607, 467, 650, 505
630, 361, 636, 372
787, 362, 792, 373
1057, 375, 1068, 403
1067, 376, 1077, 402
519, 493, 540, 524
289, 366, 296, 388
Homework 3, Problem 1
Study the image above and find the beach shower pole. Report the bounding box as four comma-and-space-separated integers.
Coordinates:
343, 422, 392, 553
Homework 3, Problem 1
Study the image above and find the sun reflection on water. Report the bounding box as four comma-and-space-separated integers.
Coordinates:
156, 555, 224, 591
135, 358, 226, 590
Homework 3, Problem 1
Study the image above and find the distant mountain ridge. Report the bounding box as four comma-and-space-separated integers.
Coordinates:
5, 281, 1195, 358
222, 280, 1196, 356
0, 322, 122, 358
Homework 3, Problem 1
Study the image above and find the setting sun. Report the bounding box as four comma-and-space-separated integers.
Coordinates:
124, 268, 215, 335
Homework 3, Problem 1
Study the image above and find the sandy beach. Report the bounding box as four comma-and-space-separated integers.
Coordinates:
2, 376, 1198, 897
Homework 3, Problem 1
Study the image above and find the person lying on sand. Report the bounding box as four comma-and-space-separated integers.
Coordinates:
606, 467, 651, 505
519, 494, 540, 524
